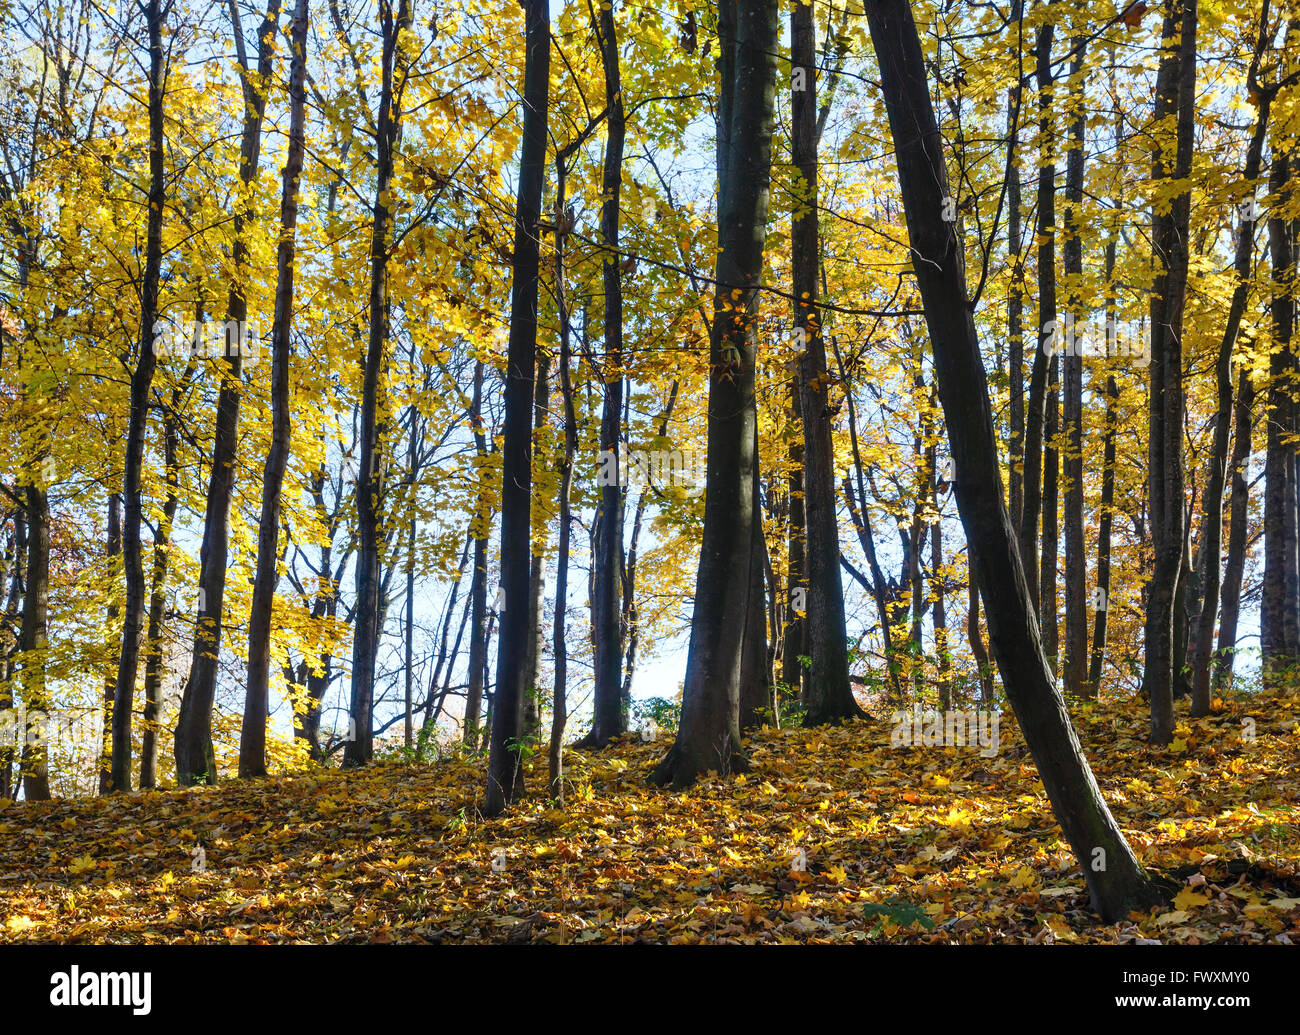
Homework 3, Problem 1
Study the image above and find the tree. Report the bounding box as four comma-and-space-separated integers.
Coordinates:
241, 0, 311, 778
792, 0, 861, 727
864, 0, 1162, 921
651, 0, 779, 788
483, 0, 549, 817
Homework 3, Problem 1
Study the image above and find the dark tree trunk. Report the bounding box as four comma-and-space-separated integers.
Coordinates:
1143, 0, 1196, 744
112, 0, 168, 791
651, 0, 778, 788
344, 0, 411, 769
19, 483, 50, 800
588, 0, 627, 748
1191, 92, 1269, 713
1262, 139, 1299, 681
792, 0, 859, 726
175, 0, 282, 785
242, 0, 309, 777
1018, 21, 1056, 614
464, 361, 489, 750
1215, 368, 1254, 686
100, 494, 121, 794
483, 0, 549, 816
1061, 30, 1087, 698
783, 380, 805, 696
865, 0, 1162, 921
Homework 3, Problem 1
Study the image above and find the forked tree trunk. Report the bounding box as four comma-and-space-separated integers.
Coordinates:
175, 0, 282, 785
241, 0, 309, 777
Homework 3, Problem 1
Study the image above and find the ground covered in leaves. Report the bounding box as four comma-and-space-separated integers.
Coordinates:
2, 693, 1299, 944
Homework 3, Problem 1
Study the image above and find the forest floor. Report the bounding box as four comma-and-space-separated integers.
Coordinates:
2, 693, 1299, 944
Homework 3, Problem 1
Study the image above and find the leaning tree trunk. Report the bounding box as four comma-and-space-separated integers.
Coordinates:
650, 0, 779, 788
111, 0, 168, 792
865, 0, 1162, 922
99, 493, 121, 794
241, 0, 309, 778
483, 0, 549, 817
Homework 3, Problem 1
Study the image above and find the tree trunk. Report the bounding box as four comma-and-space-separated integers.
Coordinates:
1143, 0, 1196, 745
1018, 21, 1056, 614
464, 360, 489, 750
1191, 94, 1269, 713
19, 483, 50, 800
650, 0, 778, 788
99, 493, 121, 794
112, 0, 168, 791
865, 0, 1162, 921
344, 0, 411, 769
792, 0, 859, 726
483, 0, 549, 817
1215, 368, 1254, 686
175, 0, 282, 785
1262, 136, 1299, 682
1061, 29, 1087, 698
241, 0, 309, 777
588, 0, 627, 748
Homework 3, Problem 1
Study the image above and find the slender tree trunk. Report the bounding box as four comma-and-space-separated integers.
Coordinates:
550, 155, 577, 802
1088, 230, 1120, 694
464, 361, 489, 750
141, 393, 184, 789
1143, 0, 1196, 745
1215, 368, 1254, 686
241, 0, 309, 777
112, 0, 168, 791
1019, 21, 1056, 613
1061, 28, 1087, 698
99, 494, 121, 794
588, 0, 627, 748
521, 351, 550, 743
345, 0, 412, 768
651, 0, 778, 788
865, 0, 1162, 921
1191, 96, 1269, 713
792, 0, 859, 726
483, 0, 548, 816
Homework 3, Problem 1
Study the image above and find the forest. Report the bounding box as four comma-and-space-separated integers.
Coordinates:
0, 0, 1298, 954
